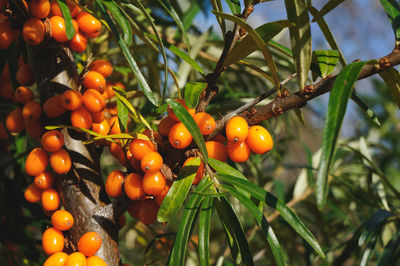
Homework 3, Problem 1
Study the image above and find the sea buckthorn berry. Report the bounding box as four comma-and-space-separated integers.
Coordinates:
34, 171, 55, 190
105, 170, 125, 198
43, 95, 67, 118
105, 81, 125, 99
124, 173, 144, 200
246, 125, 273, 154
16, 64, 35, 86
83, 71, 106, 92
61, 89, 82, 111
69, 31, 87, 53
205, 141, 228, 162
169, 122, 193, 149
29, 0, 50, 18
42, 188, 60, 211
141, 152, 163, 173
25, 120, 44, 140
50, 16, 68, 43
158, 116, 177, 136
43, 252, 69, 266
183, 157, 205, 185
76, 11, 101, 37
143, 171, 166, 197
78, 232, 102, 257
24, 183, 43, 203
91, 118, 109, 135
194, 112, 216, 135
128, 138, 155, 161
41, 130, 64, 152
0, 79, 13, 100
90, 59, 113, 78
50, 149, 71, 174
15, 86, 34, 104
51, 0, 80, 17
226, 116, 249, 143
109, 116, 121, 134
155, 183, 170, 206
6, 108, 25, 133
227, 141, 251, 163
87, 256, 107, 266
138, 198, 159, 225
22, 18, 45, 45
0, 22, 13, 50
108, 141, 123, 158
51, 210, 74, 231
83, 89, 105, 113
22, 100, 42, 122
91, 110, 105, 123
167, 99, 195, 121
42, 227, 64, 255
71, 106, 92, 129
212, 134, 226, 144
66, 252, 86, 266
25, 147, 49, 176
128, 200, 141, 219
129, 156, 141, 171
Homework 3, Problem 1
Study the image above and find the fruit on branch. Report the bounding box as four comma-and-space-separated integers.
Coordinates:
77, 232, 102, 257
51, 210, 74, 231
124, 172, 144, 200
183, 157, 205, 185
42, 227, 64, 255
246, 125, 273, 154
169, 122, 193, 149
194, 112, 216, 135
41, 130, 65, 152
25, 147, 49, 176
15, 86, 34, 104
24, 183, 43, 203
43, 95, 67, 118
141, 151, 163, 173
50, 149, 72, 174
34, 171, 55, 189
65, 252, 86, 265
90, 59, 113, 78
29, 0, 51, 19
226, 116, 249, 143
83, 71, 106, 92
43, 252, 69, 266
22, 18, 45, 45
6, 108, 25, 133
105, 170, 125, 198
167, 99, 195, 121
41, 187, 60, 211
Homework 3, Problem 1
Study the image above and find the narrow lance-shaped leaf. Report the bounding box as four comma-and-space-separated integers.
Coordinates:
316, 60, 368, 209
216, 173, 326, 258
379, 67, 400, 109
184, 82, 207, 109
56, 0, 75, 40
224, 0, 241, 14
102, 0, 132, 45
313, 50, 339, 78
116, 94, 128, 133
284, 0, 312, 92
350, 92, 381, 126
198, 196, 213, 266
317, 0, 346, 18
380, 0, 400, 44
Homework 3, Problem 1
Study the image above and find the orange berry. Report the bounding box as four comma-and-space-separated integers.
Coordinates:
91, 110, 105, 123
83, 88, 105, 113
128, 138, 155, 161
43, 252, 69, 266
29, 0, 50, 18
167, 99, 195, 121
0, 79, 14, 100
76, 11, 101, 37
16, 64, 35, 86
143, 171, 166, 197
24, 183, 43, 203
42, 188, 60, 211
194, 112, 215, 135
50, 149, 71, 174
169, 122, 193, 149
61, 89, 82, 111
90, 59, 113, 78
155, 183, 170, 206
83, 71, 106, 92
87, 256, 107, 266
22, 100, 42, 122
69, 31, 87, 53
105, 170, 125, 198
70, 106, 92, 129
124, 173, 143, 200
226, 116, 249, 143
51, 210, 74, 231
205, 141, 228, 162
138, 198, 159, 225
0, 22, 13, 50
105, 81, 125, 99
42, 227, 64, 255
22, 18, 45, 45
41, 130, 64, 152
65, 252, 86, 266
6, 108, 25, 133
78, 232, 102, 257
108, 116, 121, 134
51, 0, 80, 17
128, 200, 141, 219
25, 147, 49, 176
246, 125, 273, 154
108, 141, 123, 158
50, 16, 68, 42
227, 141, 250, 163
34, 171, 55, 190
183, 157, 205, 185
91, 118, 109, 135
25, 119, 44, 140
15, 86, 34, 104
158, 116, 177, 136
43, 95, 67, 118
141, 151, 163, 173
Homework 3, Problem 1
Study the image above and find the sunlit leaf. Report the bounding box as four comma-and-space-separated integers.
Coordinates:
379, 67, 400, 109
380, 0, 400, 43
313, 50, 339, 78
56, 0, 75, 40
102, 0, 132, 45
198, 196, 213, 266
184, 82, 207, 109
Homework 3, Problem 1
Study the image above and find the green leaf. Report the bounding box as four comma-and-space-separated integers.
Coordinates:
268, 40, 293, 57
224, 185, 286, 266
317, 0, 346, 18
224, 0, 241, 14
158, 158, 201, 223
223, 20, 292, 67
350, 92, 381, 126
198, 196, 213, 266
166, 98, 208, 163
216, 173, 326, 259
56, 0, 75, 40
215, 196, 254, 266
377, 231, 400, 266
182, 3, 201, 31
284, 0, 312, 91
116, 94, 128, 133
210, 0, 226, 36
184, 82, 207, 109
166, 44, 204, 74
379, 0, 400, 42
379, 67, 400, 109
102, 0, 132, 46
168, 178, 213, 266
313, 50, 339, 78
316, 60, 368, 209
95, 0, 158, 106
